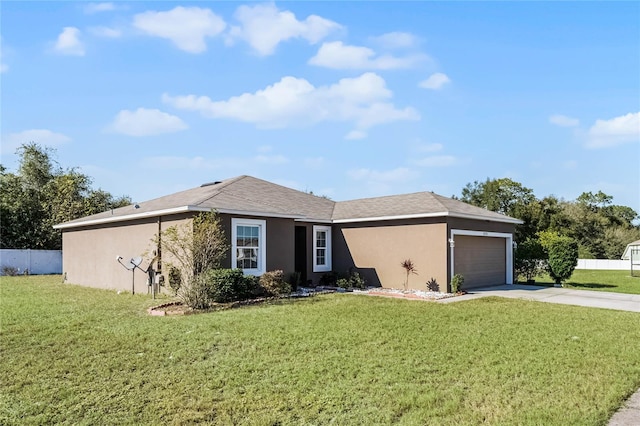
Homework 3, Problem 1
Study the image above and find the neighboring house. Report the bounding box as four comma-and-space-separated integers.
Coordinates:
54, 175, 522, 293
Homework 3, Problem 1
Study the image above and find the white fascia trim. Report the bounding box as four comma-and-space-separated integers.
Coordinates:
448, 212, 523, 224
54, 206, 304, 230
312, 225, 332, 272
332, 211, 522, 224
53, 206, 193, 229
449, 229, 514, 285
332, 212, 449, 224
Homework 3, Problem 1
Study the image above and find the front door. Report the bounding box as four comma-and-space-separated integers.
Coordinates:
294, 226, 307, 286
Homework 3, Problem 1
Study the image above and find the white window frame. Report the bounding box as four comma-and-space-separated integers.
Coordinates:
231, 218, 266, 276
313, 225, 332, 272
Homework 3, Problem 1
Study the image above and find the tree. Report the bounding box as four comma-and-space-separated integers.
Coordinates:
461, 178, 536, 240
155, 211, 229, 308
515, 237, 545, 282
542, 234, 579, 286
0, 143, 130, 249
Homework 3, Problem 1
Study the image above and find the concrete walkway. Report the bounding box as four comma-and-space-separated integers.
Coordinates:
609, 389, 640, 425
437, 284, 640, 313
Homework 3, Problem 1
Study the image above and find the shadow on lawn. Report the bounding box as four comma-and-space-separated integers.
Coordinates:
566, 282, 617, 290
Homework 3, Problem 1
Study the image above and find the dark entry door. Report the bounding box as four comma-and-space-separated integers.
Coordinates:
294, 226, 307, 286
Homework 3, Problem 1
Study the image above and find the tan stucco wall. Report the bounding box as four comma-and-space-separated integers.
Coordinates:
333, 220, 448, 291
63, 217, 171, 293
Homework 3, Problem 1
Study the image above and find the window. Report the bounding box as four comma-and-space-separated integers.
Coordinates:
313, 225, 332, 272
231, 218, 266, 275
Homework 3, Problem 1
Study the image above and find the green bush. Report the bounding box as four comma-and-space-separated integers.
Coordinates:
346, 271, 366, 289
259, 270, 291, 296
515, 237, 546, 282
451, 274, 465, 293
319, 271, 338, 287
180, 274, 212, 310
206, 269, 250, 303
547, 236, 579, 285
288, 271, 302, 291
336, 278, 350, 289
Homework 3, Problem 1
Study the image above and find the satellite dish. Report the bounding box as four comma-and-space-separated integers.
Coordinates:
131, 257, 143, 268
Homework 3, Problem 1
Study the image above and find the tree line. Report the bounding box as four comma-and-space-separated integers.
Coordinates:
0, 143, 131, 250
459, 178, 640, 259
2, 144, 638, 260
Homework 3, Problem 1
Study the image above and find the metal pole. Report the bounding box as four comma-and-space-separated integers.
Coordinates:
132, 269, 135, 295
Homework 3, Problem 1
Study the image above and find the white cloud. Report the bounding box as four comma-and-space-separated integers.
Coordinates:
347, 167, 420, 195
303, 157, 325, 170
254, 154, 288, 164
309, 41, 424, 70
412, 155, 458, 167
163, 72, 419, 138
345, 130, 367, 140
89, 26, 122, 38
228, 3, 341, 56
415, 142, 443, 153
109, 108, 188, 136
84, 2, 115, 14
1, 129, 71, 154
141, 153, 289, 170
419, 72, 451, 90
549, 114, 579, 127
587, 112, 639, 148
371, 32, 419, 49
53, 27, 85, 56
133, 6, 226, 53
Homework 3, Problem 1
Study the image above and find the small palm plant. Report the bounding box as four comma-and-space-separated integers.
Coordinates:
401, 259, 418, 292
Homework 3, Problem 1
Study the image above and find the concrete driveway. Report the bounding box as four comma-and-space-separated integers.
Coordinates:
438, 284, 640, 313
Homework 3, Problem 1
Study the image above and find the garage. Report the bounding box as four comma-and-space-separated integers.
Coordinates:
452, 232, 510, 289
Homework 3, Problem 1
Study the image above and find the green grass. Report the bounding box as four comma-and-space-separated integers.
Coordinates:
2, 276, 640, 425
530, 269, 640, 294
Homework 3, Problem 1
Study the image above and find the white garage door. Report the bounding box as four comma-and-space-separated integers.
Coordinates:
454, 235, 506, 289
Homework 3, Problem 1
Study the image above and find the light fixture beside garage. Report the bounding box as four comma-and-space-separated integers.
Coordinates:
449, 238, 455, 248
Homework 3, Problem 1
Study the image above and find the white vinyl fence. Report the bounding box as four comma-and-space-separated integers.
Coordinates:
0, 249, 62, 275
576, 259, 630, 271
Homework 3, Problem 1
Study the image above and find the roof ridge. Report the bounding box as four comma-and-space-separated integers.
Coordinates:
191, 175, 247, 207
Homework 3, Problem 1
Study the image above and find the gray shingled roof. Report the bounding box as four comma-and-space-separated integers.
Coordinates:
332, 191, 521, 223
55, 175, 521, 229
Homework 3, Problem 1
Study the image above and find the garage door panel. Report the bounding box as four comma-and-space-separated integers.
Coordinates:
454, 235, 506, 289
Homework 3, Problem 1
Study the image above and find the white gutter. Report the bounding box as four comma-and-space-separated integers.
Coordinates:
54, 205, 304, 229
332, 211, 522, 225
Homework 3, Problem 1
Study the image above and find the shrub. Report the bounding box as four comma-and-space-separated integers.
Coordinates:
336, 278, 350, 289
515, 237, 546, 282
546, 236, 579, 285
288, 271, 302, 291
347, 270, 366, 289
206, 268, 249, 303
180, 273, 212, 310
319, 271, 338, 287
259, 270, 291, 296
426, 277, 439, 292
167, 265, 182, 295
2, 266, 19, 276
243, 274, 264, 298
451, 274, 465, 293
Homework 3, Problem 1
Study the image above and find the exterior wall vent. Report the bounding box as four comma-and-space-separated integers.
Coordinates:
201, 181, 222, 187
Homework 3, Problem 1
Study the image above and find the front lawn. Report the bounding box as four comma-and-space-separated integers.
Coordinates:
531, 269, 640, 294
2, 276, 640, 425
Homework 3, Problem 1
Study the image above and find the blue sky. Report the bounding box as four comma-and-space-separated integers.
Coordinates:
2, 1, 639, 212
